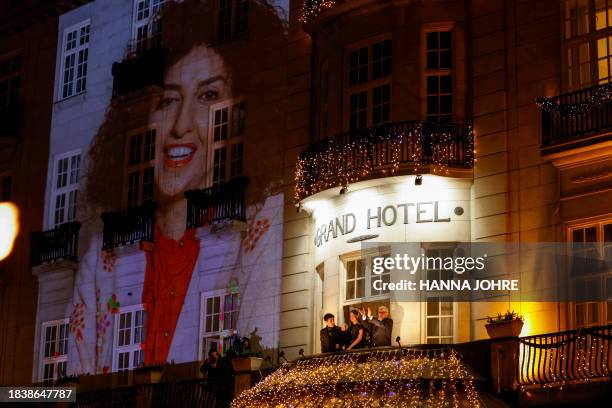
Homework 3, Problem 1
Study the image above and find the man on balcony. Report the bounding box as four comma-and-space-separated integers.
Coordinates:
320, 313, 344, 353
360, 306, 393, 347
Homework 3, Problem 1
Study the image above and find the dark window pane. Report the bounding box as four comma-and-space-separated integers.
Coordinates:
440, 50, 452, 68
426, 32, 438, 50
427, 51, 438, 69
440, 31, 452, 49
427, 96, 439, 114
440, 75, 452, 93
427, 76, 438, 93
440, 95, 452, 113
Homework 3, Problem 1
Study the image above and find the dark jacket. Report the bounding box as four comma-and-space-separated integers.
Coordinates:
320, 325, 343, 353
363, 317, 393, 346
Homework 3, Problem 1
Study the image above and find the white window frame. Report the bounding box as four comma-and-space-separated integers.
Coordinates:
39, 319, 69, 382
198, 289, 240, 360
421, 23, 454, 123
123, 127, 156, 208
131, 0, 165, 56
568, 218, 612, 328
49, 149, 81, 229
58, 19, 90, 100
207, 99, 245, 186
343, 34, 393, 132
341, 249, 392, 308
112, 304, 146, 372
419, 244, 458, 344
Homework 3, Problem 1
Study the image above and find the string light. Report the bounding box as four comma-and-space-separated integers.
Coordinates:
300, 0, 338, 23
294, 122, 474, 202
535, 83, 612, 118
231, 348, 482, 407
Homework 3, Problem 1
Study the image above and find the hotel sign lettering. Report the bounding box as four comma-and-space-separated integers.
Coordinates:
314, 201, 456, 247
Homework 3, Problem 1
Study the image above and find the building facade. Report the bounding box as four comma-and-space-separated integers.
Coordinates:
0, 0, 92, 386
30, 0, 288, 382
278, 0, 610, 358
24, 0, 612, 395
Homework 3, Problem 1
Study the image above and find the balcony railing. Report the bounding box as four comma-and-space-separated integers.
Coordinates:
0, 104, 20, 138
30, 222, 81, 267
185, 176, 249, 230
76, 378, 229, 408
295, 121, 473, 201
101, 201, 157, 250
540, 84, 612, 151
517, 325, 612, 387
112, 47, 165, 98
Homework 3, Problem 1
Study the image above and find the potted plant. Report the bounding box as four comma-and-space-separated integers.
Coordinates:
485, 310, 524, 339
133, 363, 164, 384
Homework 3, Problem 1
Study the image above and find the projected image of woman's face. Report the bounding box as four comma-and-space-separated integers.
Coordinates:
150, 46, 230, 200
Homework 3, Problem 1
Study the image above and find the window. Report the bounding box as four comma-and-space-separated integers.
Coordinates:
569, 221, 612, 327
423, 28, 453, 123
199, 291, 239, 359
113, 306, 145, 371
40, 320, 69, 382
0, 53, 21, 108
563, 0, 612, 89
217, 0, 249, 42
1, 174, 11, 201
59, 20, 90, 99
345, 37, 392, 131
425, 297, 454, 344
343, 251, 391, 305
51, 151, 80, 227
132, 0, 165, 56
422, 246, 455, 344
210, 101, 245, 185
125, 129, 156, 208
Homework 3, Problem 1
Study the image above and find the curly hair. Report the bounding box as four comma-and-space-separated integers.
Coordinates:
85, 0, 287, 214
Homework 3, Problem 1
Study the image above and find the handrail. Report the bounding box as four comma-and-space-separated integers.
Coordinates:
30, 222, 81, 266
516, 324, 612, 387
101, 201, 157, 250
295, 120, 473, 201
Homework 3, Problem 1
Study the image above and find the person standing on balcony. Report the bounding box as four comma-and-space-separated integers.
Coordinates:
320, 313, 344, 353
346, 310, 366, 350
360, 306, 393, 347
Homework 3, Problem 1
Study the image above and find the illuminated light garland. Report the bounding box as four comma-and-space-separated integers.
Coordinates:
294, 122, 474, 202
535, 83, 612, 118
300, 0, 338, 23
231, 348, 482, 408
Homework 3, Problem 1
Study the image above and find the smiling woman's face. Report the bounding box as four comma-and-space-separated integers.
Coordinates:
150, 46, 229, 200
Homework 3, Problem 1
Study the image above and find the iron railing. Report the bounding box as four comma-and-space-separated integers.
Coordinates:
185, 176, 249, 230
76, 378, 229, 408
30, 222, 81, 267
0, 104, 20, 137
517, 325, 612, 387
541, 84, 612, 149
295, 121, 473, 201
112, 47, 165, 98
101, 201, 157, 250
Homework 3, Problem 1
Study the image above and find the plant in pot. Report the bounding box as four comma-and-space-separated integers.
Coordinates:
230, 336, 263, 373
485, 310, 524, 339
133, 363, 164, 385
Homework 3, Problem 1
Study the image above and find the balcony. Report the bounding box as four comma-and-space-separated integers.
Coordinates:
0, 104, 20, 139
184, 176, 249, 230
111, 47, 165, 98
295, 121, 473, 202
539, 84, 612, 156
29, 222, 81, 267
101, 201, 157, 250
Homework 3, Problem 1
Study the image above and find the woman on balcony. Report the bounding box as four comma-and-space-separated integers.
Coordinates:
69, 0, 286, 375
